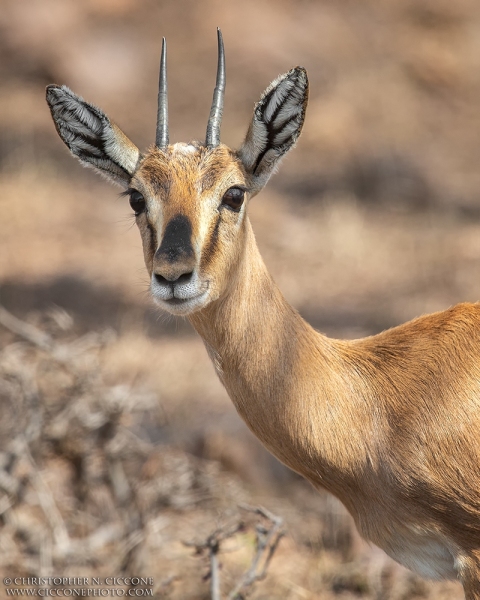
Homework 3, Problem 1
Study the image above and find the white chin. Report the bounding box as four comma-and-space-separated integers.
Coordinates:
151, 290, 210, 316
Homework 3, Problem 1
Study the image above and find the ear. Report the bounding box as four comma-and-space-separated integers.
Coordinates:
238, 67, 308, 193
46, 85, 140, 188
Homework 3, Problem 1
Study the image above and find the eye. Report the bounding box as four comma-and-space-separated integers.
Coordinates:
221, 187, 245, 212
129, 190, 146, 215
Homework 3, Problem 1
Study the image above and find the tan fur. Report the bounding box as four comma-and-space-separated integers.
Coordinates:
132, 144, 249, 305
129, 144, 480, 597
47, 71, 480, 598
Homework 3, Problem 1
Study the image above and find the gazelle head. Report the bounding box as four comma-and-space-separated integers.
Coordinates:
46, 31, 308, 316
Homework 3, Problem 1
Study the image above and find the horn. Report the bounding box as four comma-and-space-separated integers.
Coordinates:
205, 28, 226, 148
156, 37, 169, 148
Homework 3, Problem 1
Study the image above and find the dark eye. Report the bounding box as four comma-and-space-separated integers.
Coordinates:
221, 187, 245, 212
129, 190, 145, 215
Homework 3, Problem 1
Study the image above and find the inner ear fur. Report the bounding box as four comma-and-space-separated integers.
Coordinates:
238, 67, 309, 193
46, 85, 140, 187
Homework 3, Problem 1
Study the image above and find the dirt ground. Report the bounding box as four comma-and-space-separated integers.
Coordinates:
1, 0, 480, 598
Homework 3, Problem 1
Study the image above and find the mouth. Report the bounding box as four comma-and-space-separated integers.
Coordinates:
150, 279, 210, 315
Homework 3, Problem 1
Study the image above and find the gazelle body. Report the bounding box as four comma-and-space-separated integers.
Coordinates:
47, 32, 480, 598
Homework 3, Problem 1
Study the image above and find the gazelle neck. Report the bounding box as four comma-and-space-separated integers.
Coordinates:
189, 219, 364, 488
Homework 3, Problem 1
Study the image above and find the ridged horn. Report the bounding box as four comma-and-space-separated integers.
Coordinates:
156, 37, 169, 148
205, 28, 226, 148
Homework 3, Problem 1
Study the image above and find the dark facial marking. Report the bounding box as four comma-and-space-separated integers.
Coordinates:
155, 214, 194, 264
200, 213, 221, 270
147, 222, 157, 263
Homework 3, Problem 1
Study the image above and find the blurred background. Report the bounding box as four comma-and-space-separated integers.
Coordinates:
1, 0, 480, 597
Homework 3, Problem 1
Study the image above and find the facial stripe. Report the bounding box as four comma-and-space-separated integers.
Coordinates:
147, 221, 157, 262
200, 213, 221, 270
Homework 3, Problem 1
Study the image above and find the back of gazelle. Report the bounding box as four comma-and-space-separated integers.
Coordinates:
46, 30, 480, 599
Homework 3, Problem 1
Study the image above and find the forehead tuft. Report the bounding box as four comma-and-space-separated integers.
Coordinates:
134, 144, 244, 195
173, 142, 198, 155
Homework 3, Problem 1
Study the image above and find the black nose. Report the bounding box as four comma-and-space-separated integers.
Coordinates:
154, 271, 194, 286
155, 215, 194, 264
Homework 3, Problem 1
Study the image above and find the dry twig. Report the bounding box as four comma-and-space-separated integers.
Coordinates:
184, 521, 245, 600
0, 304, 112, 364
0, 305, 53, 350
227, 505, 284, 599
184, 505, 285, 600
0, 305, 285, 598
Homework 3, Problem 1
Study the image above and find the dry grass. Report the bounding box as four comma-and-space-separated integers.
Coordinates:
0, 309, 465, 599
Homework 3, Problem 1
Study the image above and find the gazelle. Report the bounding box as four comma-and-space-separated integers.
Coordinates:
46, 30, 480, 598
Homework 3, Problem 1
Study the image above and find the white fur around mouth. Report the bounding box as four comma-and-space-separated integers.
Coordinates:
150, 278, 210, 315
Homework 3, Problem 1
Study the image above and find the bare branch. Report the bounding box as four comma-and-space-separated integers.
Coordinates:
185, 507, 284, 600
0, 305, 53, 350
227, 505, 285, 600
0, 304, 112, 363
210, 542, 221, 600
184, 521, 245, 600
22, 438, 71, 557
